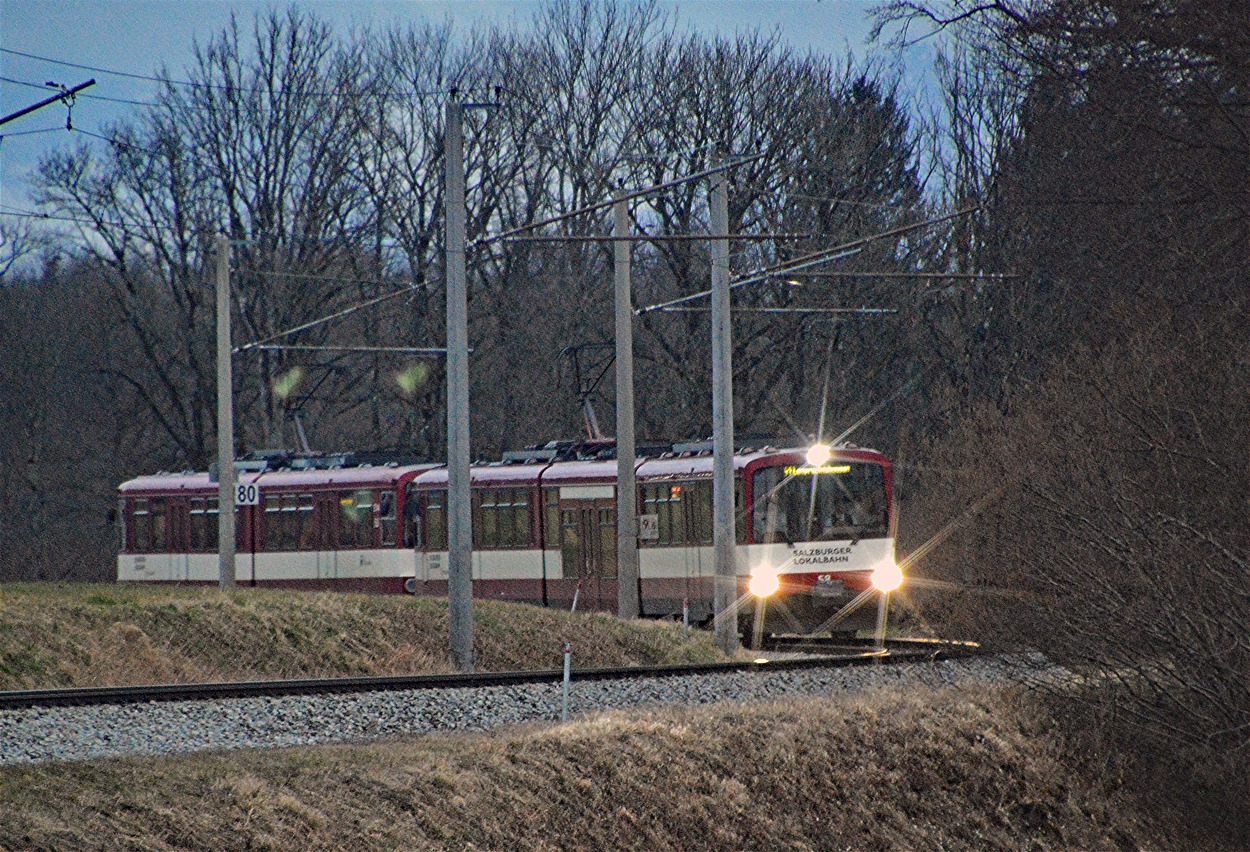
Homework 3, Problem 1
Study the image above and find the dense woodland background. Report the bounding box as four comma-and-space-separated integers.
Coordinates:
0, 0, 1246, 806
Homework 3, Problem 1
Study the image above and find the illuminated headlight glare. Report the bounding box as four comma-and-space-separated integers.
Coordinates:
871, 561, 904, 592
806, 443, 832, 467
749, 567, 780, 598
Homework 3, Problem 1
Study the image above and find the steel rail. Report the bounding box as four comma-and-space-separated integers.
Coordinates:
762, 635, 983, 655
0, 639, 982, 711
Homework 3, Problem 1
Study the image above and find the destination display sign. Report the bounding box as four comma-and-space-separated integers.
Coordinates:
783, 464, 851, 476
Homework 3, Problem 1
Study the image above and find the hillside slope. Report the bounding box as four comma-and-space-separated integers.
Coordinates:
0, 687, 1184, 850
0, 584, 726, 689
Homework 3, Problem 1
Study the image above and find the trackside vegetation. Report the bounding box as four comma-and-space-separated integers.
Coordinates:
0, 583, 1242, 848
0, 688, 1203, 850
0, 584, 727, 689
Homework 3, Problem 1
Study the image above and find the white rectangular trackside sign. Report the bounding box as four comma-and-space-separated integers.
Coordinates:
234, 482, 260, 506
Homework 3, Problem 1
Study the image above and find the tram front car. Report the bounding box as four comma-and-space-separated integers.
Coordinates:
740, 446, 900, 638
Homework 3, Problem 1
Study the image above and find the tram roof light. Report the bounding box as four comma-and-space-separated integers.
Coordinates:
806, 444, 832, 467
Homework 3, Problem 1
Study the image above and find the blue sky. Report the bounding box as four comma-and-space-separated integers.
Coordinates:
1, 0, 937, 212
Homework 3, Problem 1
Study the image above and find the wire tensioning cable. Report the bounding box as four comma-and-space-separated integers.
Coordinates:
636, 206, 978, 314
234, 283, 425, 353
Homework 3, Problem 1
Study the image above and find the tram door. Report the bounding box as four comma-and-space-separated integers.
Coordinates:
559, 496, 617, 612
315, 493, 340, 581
170, 499, 191, 581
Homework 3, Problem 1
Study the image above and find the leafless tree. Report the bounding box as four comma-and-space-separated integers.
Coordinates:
34, 9, 384, 464
12, 0, 943, 582
0, 218, 46, 281
878, 0, 1250, 794
622, 36, 925, 442
183, 9, 382, 450
0, 259, 131, 581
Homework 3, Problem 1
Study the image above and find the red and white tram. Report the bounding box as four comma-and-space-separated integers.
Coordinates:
117, 442, 899, 636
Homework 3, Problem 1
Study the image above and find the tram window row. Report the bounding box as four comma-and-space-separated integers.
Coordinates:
122, 480, 749, 555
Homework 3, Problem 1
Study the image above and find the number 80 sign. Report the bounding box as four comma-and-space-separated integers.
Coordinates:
234, 482, 260, 506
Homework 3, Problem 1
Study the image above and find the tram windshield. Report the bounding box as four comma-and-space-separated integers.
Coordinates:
752, 461, 888, 544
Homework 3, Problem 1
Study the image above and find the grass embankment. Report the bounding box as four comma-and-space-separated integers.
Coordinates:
0, 583, 727, 689
0, 583, 1224, 849
0, 687, 1185, 850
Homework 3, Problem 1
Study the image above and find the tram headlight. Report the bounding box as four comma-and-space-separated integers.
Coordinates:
871, 561, 904, 593
806, 443, 832, 467
749, 566, 780, 598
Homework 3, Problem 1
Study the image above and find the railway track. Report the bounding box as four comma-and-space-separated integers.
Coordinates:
0, 639, 1047, 767
0, 637, 983, 711
761, 634, 983, 656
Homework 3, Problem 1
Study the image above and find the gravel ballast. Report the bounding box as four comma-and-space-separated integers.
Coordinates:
0, 654, 1067, 765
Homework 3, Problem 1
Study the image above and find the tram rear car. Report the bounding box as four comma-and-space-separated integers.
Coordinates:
117, 444, 898, 637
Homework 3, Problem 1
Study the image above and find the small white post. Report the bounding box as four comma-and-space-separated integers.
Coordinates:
561, 642, 572, 722
875, 592, 890, 651
751, 595, 767, 651
682, 597, 690, 638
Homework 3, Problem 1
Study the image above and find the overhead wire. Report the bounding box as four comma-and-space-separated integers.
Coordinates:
0, 125, 62, 139
234, 283, 426, 353
731, 171, 920, 214
71, 127, 157, 154
2, 47, 200, 86
236, 268, 425, 289
0, 47, 448, 99
0, 68, 1086, 353
0, 119, 160, 155
0, 207, 130, 228
0, 74, 154, 107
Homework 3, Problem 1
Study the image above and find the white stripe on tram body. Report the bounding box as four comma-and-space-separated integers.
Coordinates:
115, 443, 899, 637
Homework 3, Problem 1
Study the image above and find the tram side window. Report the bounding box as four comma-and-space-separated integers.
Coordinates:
379, 491, 398, 547
642, 483, 688, 545
403, 485, 422, 547
130, 497, 168, 553
543, 488, 560, 549
189, 497, 219, 552
337, 490, 375, 548
425, 491, 447, 550
264, 493, 315, 551
638, 480, 741, 544
598, 506, 617, 574
690, 481, 712, 544
474, 488, 531, 549
474, 489, 494, 548
736, 480, 746, 543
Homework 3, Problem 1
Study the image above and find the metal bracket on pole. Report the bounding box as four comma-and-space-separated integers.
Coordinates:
0, 78, 95, 128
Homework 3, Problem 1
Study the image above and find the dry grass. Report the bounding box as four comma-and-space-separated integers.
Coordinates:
0, 584, 1232, 849
0, 686, 1191, 851
0, 583, 728, 689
